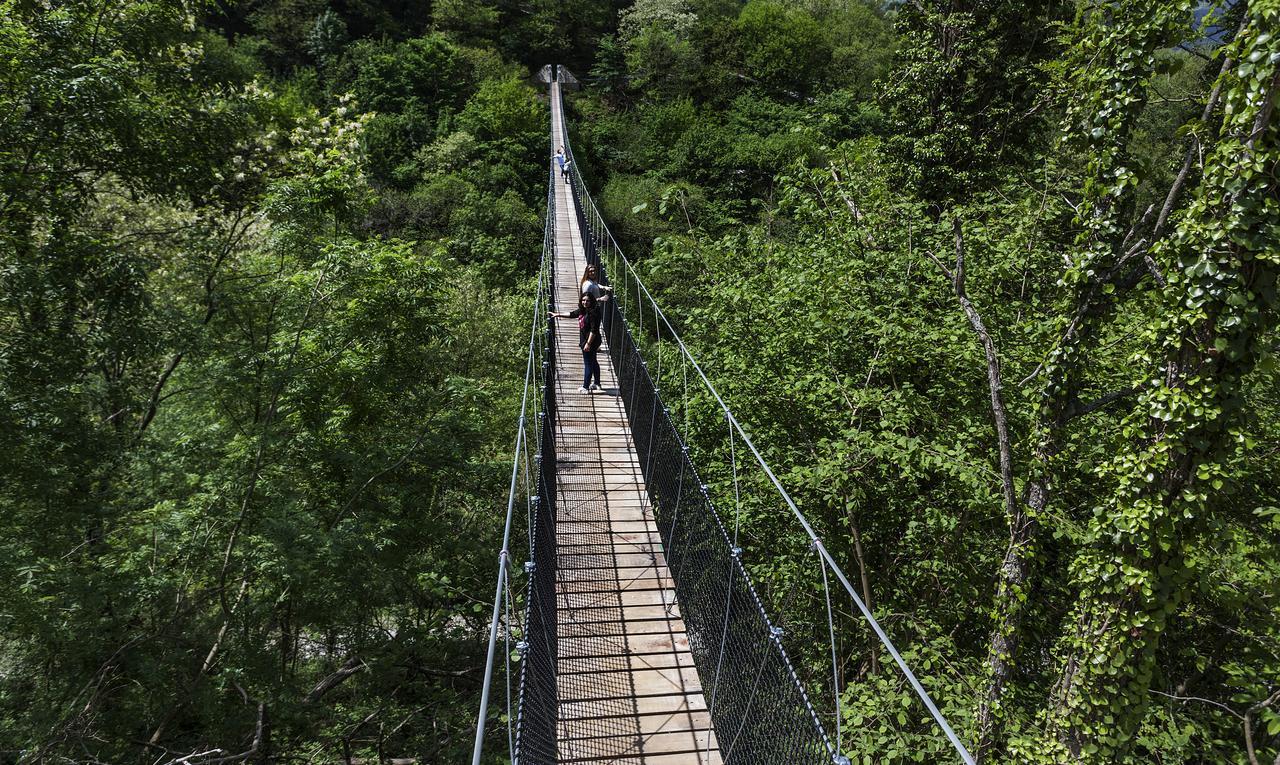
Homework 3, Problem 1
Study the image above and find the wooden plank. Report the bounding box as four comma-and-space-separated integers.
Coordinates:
556, 531, 664, 549
558, 670, 704, 704
554, 531, 660, 546
556, 500, 656, 514
556, 422, 634, 434
556, 572, 674, 594
600, 588, 677, 608
560, 649, 697, 675
559, 546, 665, 563
552, 573, 665, 596
555, 526, 660, 542
555, 448, 640, 460
632, 751, 723, 765
561, 601, 683, 622
555, 562, 671, 580
555, 555, 665, 573
559, 728, 719, 760
555, 519, 659, 533
558, 464, 644, 477
556, 520, 658, 535
558, 433, 635, 444
557, 625, 687, 652
557, 543, 665, 559
557, 448, 638, 459
558, 506, 654, 523
558, 688, 705, 720
559, 617, 694, 639
595, 708, 709, 735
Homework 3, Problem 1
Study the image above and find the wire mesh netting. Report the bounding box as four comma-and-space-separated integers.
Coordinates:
513, 345, 559, 763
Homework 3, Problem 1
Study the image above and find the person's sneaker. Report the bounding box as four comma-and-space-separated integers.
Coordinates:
577, 386, 590, 394
590, 384, 601, 392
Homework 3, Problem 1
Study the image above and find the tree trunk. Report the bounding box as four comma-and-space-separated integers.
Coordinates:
844, 496, 877, 675
1041, 14, 1280, 759
929, 220, 1027, 763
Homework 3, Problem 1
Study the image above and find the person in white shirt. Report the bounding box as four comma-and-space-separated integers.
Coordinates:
555, 145, 571, 179
579, 263, 612, 302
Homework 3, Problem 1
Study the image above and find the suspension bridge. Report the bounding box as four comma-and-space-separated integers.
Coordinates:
471, 68, 977, 765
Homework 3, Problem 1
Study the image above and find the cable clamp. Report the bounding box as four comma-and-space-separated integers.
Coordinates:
700, 483, 709, 493
730, 547, 743, 559
833, 756, 851, 765
516, 641, 529, 654
524, 561, 536, 574
681, 445, 690, 453
770, 626, 784, 641
531, 494, 540, 505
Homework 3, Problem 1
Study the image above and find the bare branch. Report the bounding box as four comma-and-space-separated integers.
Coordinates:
1149, 688, 1242, 718
924, 249, 954, 282
305, 655, 367, 704
1063, 385, 1143, 423
947, 220, 1019, 529
1245, 689, 1280, 765
1153, 21, 1242, 239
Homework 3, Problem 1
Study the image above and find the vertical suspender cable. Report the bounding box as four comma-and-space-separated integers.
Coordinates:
820, 553, 843, 754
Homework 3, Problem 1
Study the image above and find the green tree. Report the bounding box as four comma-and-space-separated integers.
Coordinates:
879, 0, 1067, 201
734, 0, 832, 96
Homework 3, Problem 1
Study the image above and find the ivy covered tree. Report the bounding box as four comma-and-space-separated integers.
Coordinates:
1036, 1, 1280, 760
578, 1, 1279, 763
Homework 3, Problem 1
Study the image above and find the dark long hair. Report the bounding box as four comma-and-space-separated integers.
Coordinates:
580, 264, 598, 294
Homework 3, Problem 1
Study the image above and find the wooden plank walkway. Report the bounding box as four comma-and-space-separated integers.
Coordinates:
550, 82, 722, 765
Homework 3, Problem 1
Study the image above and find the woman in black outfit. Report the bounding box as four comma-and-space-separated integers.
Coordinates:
550, 292, 603, 393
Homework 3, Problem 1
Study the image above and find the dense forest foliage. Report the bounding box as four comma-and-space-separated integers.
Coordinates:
1, 0, 1276, 764
573, 0, 1280, 763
